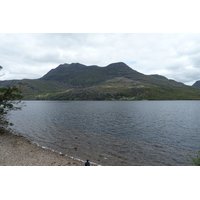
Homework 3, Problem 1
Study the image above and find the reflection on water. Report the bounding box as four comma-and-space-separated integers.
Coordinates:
9, 101, 200, 165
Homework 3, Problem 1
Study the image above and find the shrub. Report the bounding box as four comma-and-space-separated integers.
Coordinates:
188, 151, 200, 166
0, 86, 23, 128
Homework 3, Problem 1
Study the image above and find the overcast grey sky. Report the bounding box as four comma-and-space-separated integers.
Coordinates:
1, 33, 200, 85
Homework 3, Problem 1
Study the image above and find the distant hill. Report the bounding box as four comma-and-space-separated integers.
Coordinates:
1, 62, 200, 100
40, 62, 144, 86
192, 80, 200, 88
40, 62, 188, 88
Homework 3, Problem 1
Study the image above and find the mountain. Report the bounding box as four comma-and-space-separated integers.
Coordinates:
40, 62, 187, 88
1, 62, 200, 100
40, 62, 144, 86
192, 80, 200, 88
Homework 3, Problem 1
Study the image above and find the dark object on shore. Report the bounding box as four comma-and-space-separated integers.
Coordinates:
85, 160, 90, 166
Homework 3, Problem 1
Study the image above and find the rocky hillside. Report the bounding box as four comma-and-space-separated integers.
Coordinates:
192, 80, 200, 88
1, 62, 200, 100
40, 62, 188, 88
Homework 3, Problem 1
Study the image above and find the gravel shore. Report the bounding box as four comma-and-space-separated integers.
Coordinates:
0, 130, 195, 166
0, 131, 85, 166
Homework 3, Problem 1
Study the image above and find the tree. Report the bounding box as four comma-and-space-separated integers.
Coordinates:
0, 67, 23, 131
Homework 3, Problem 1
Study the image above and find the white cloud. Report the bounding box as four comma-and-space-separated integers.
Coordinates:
1, 33, 200, 85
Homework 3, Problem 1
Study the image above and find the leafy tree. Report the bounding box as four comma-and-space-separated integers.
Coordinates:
0, 66, 23, 131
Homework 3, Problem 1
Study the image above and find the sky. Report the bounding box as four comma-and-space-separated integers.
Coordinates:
1, 33, 200, 85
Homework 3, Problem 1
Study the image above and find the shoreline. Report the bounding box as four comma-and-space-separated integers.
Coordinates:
0, 130, 93, 166
31, 140, 100, 166
1, 129, 195, 166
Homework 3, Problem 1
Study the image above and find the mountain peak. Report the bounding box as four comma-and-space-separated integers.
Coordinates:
40, 62, 138, 84
106, 62, 130, 68
70, 63, 86, 67
192, 80, 200, 88
58, 63, 86, 68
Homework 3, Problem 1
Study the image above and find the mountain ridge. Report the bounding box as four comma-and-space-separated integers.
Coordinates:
40, 62, 140, 86
1, 62, 200, 100
40, 62, 188, 88
192, 80, 200, 88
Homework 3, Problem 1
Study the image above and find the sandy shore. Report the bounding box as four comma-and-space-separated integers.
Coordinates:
0, 131, 88, 166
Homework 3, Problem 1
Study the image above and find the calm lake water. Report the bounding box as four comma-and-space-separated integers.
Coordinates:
9, 101, 200, 165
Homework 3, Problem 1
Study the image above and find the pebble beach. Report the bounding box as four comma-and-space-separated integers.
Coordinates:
0, 131, 85, 166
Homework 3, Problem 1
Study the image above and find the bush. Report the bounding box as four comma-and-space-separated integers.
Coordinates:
188, 151, 200, 166
0, 86, 23, 128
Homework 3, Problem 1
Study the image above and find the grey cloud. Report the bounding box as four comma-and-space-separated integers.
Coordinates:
1, 33, 200, 85
24, 51, 64, 64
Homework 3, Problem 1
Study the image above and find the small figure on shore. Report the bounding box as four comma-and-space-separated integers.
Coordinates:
85, 160, 90, 166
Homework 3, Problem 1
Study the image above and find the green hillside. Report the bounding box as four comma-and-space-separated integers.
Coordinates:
1, 62, 200, 100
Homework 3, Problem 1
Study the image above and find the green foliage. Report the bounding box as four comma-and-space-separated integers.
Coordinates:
0, 86, 22, 113
0, 86, 23, 129
188, 151, 200, 166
